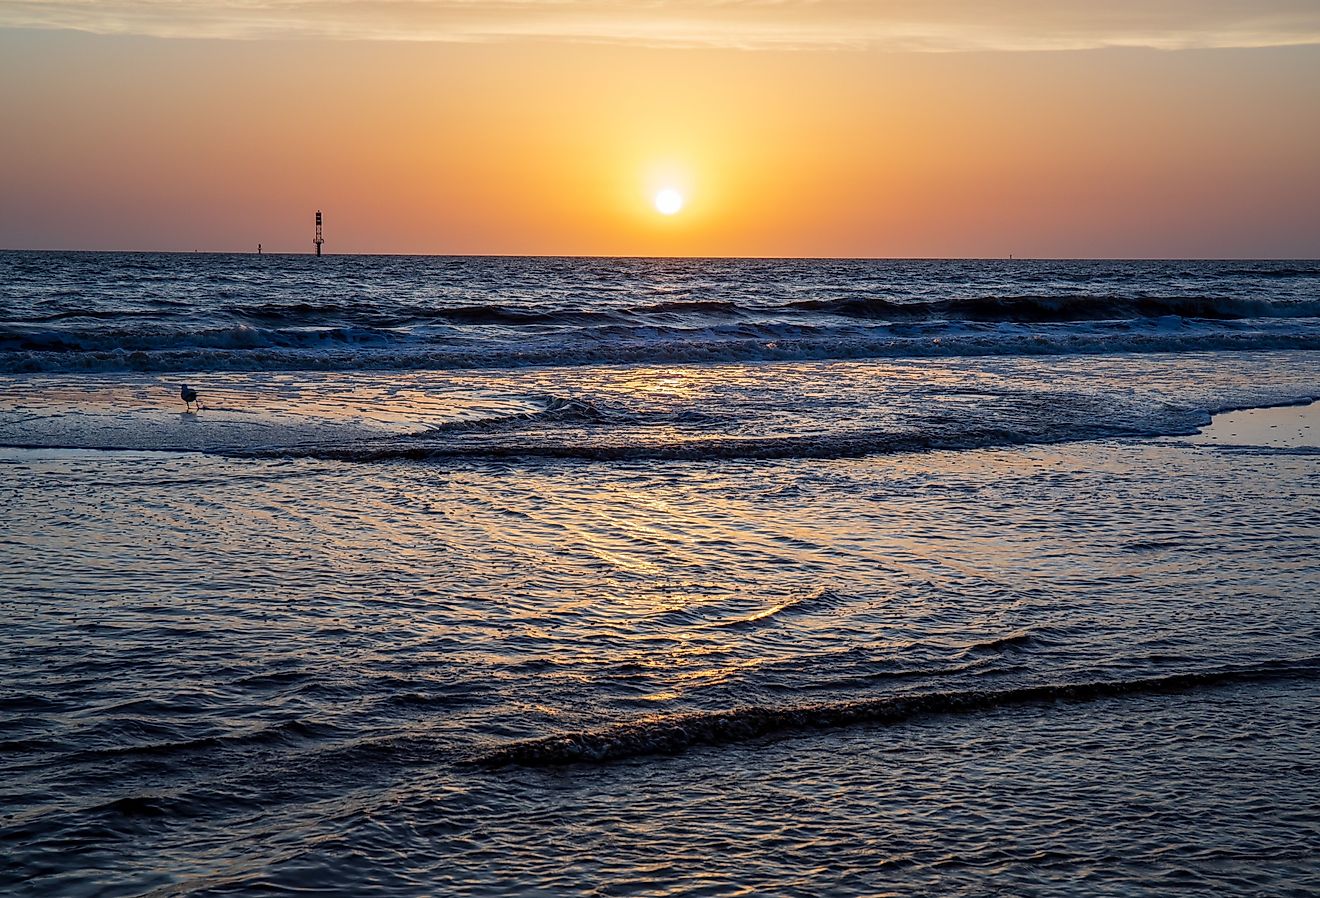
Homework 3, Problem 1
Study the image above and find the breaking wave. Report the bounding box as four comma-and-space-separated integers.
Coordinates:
6, 250, 1320, 376
4, 321, 1320, 374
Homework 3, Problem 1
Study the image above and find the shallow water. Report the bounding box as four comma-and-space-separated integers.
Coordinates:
5, 392, 1319, 895
3, 255, 1319, 895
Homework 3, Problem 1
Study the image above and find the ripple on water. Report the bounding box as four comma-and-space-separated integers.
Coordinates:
1, 352, 1317, 896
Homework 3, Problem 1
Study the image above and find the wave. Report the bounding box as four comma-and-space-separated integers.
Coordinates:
410, 395, 619, 435
69, 719, 327, 763
0, 323, 404, 355
4, 321, 1320, 374
95, 795, 181, 818
15, 293, 1320, 333
960, 630, 1043, 655
223, 301, 351, 321
713, 588, 850, 629
407, 304, 620, 326
633, 299, 744, 315
405, 396, 724, 441
18, 308, 146, 324
786, 294, 1320, 323
1219, 266, 1320, 279
472, 658, 1320, 767
245, 416, 1210, 464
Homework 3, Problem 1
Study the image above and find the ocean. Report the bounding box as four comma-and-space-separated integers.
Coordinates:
2, 253, 1318, 896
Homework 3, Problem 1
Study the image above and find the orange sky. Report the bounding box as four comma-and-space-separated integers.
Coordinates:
1, 7, 1318, 257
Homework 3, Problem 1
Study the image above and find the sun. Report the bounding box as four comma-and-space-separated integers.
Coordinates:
654, 188, 684, 215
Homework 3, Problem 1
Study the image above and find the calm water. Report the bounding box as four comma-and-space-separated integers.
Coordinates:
2, 254, 1319, 896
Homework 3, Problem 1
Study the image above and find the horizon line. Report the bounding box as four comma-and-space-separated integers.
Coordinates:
4, 247, 1318, 263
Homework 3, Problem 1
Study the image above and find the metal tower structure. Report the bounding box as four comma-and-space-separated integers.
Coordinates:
314, 210, 324, 256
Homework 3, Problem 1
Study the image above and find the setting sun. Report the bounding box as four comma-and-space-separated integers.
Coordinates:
654, 188, 684, 216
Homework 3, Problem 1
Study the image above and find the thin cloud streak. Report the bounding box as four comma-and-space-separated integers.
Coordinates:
3, 0, 1320, 50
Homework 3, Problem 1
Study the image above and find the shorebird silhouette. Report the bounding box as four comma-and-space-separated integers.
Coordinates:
180, 384, 199, 410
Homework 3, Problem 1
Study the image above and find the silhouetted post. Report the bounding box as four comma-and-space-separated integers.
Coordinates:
314, 211, 324, 256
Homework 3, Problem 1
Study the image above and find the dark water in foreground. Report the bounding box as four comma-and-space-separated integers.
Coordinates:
2, 255, 1319, 895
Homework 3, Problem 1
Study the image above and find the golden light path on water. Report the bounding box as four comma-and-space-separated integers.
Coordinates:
2, 349, 1319, 895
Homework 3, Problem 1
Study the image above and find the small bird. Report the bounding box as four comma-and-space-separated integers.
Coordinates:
180, 384, 199, 410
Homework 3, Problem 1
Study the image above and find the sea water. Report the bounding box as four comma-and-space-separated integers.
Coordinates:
2, 254, 1318, 896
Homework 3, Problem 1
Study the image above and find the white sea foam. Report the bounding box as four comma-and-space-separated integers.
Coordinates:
3, 353, 1316, 461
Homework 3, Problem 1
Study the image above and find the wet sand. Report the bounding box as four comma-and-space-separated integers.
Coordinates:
1190, 401, 1318, 449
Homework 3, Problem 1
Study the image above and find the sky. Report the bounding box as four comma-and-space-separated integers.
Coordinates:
1, 1, 1318, 257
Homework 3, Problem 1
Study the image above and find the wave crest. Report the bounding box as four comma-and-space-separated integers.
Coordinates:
473, 659, 1320, 767
786, 294, 1320, 323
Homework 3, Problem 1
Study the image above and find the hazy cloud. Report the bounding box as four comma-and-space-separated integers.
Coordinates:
3, 0, 1320, 50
